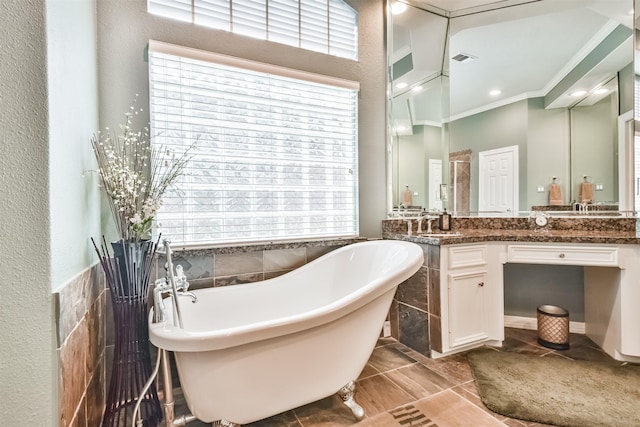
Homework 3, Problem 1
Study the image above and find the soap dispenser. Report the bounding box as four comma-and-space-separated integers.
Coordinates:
438, 209, 452, 231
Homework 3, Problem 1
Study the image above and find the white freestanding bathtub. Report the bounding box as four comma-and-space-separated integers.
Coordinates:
149, 239, 424, 425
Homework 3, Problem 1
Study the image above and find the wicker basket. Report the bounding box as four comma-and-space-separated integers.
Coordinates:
537, 305, 569, 350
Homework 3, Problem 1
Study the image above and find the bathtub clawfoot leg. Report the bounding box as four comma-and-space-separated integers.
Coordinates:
212, 420, 241, 427
338, 380, 365, 421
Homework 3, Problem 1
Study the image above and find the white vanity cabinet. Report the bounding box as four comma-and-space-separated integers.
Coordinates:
433, 240, 640, 362
448, 270, 489, 347
437, 243, 504, 356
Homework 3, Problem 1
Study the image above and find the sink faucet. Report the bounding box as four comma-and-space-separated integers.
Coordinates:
417, 215, 435, 234
581, 202, 589, 214
572, 202, 592, 214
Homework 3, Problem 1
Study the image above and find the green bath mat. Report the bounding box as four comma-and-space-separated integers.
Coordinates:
467, 348, 640, 427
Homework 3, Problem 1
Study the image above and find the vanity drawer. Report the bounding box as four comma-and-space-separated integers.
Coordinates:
507, 245, 619, 267
448, 244, 487, 269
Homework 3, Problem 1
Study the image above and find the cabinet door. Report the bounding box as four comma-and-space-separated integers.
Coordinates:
448, 270, 488, 348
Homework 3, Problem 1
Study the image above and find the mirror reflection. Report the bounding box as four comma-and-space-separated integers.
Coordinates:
388, 0, 634, 215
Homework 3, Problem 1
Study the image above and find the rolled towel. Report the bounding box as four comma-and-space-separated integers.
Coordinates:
580, 182, 594, 203
402, 186, 413, 206
549, 183, 563, 206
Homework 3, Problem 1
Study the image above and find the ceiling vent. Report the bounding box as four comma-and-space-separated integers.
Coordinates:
451, 53, 477, 63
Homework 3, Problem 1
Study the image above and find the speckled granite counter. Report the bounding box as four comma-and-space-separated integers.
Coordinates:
382, 216, 640, 245
162, 237, 367, 256
383, 229, 640, 245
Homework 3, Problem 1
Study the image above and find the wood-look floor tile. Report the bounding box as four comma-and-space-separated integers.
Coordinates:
164, 330, 615, 427
411, 390, 507, 427
376, 336, 397, 347
358, 363, 380, 380
384, 363, 453, 399
553, 342, 613, 362
418, 353, 474, 385
451, 383, 508, 422
356, 403, 439, 427
294, 395, 359, 427
366, 344, 417, 373
504, 327, 538, 346
400, 347, 435, 366
246, 410, 302, 427
355, 374, 414, 417
499, 336, 551, 356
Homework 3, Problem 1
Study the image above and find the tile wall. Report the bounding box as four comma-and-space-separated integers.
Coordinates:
54, 264, 106, 427
156, 244, 347, 291
389, 243, 441, 356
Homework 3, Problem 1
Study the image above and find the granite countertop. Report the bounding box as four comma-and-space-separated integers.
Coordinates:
162, 236, 367, 256
383, 229, 640, 245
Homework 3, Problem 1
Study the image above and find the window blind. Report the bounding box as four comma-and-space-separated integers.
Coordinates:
147, 0, 358, 60
148, 41, 359, 246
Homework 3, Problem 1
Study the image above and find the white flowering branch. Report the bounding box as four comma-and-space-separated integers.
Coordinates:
91, 96, 194, 241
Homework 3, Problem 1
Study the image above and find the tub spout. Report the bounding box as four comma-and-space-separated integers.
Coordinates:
338, 381, 365, 421
177, 291, 198, 303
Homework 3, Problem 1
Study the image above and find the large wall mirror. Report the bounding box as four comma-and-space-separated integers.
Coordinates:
388, 0, 636, 215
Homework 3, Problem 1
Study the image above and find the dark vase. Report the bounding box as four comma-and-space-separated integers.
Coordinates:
92, 237, 163, 427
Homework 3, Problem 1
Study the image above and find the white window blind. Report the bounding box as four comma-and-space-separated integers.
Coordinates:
148, 41, 359, 246
147, 0, 358, 60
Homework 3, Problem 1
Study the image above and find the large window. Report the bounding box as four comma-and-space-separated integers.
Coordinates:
147, 0, 358, 60
148, 41, 359, 246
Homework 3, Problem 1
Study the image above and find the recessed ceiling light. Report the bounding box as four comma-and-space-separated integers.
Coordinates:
411, 86, 423, 92
395, 82, 408, 89
489, 89, 501, 96
570, 90, 587, 97
593, 88, 608, 95
391, 2, 407, 15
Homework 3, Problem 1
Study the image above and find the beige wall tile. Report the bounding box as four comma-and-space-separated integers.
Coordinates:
264, 248, 305, 272
306, 245, 340, 262
215, 251, 263, 277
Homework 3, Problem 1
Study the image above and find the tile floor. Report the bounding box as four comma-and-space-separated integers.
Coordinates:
168, 328, 614, 427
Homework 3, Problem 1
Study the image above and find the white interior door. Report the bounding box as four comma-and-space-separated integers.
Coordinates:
478, 146, 518, 214
429, 159, 443, 210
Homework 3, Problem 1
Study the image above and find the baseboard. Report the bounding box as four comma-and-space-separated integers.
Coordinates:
504, 315, 585, 334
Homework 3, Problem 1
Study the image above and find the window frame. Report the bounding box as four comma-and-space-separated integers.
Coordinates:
148, 40, 361, 247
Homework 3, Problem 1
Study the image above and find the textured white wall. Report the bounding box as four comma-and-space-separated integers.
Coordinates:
0, 1, 55, 425
48, 0, 100, 289
97, 0, 387, 238
0, 0, 100, 424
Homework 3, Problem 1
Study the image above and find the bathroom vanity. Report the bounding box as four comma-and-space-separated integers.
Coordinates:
382, 216, 640, 362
